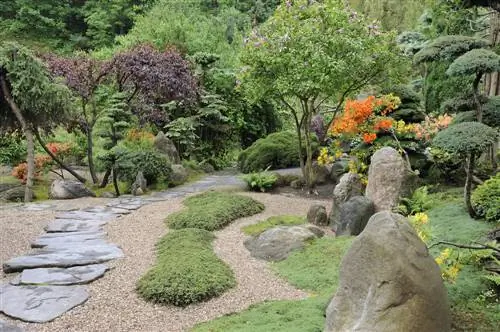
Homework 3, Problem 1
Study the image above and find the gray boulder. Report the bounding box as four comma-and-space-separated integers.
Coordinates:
170, 164, 188, 186
312, 161, 331, 184
335, 196, 375, 236
0, 185, 34, 202
325, 212, 451, 332
49, 179, 95, 200
329, 159, 349, 183
365, 147, 414, 212
244, 225, 324, 262
328, 173, 363, 228
154, 131, 180, 163
131, 171, 147, 196
307, 204, 328, 226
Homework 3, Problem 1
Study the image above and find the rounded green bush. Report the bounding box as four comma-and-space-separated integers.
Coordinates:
120, 150, 172, 184
137, 228, 236, 306
238, 131, 318, 173
472, 174, 500, 222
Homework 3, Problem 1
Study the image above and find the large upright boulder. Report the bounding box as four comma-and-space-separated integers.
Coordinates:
131, 171, 147, 196
365, 147, 413, 212
49, 180, 95, 200
336, 196, 375, 236
154, 131, 180, 164
328, 172, 363, 230
325, 212, 451, 332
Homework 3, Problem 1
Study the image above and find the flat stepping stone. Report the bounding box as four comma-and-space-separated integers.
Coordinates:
0, 284, 88, 323
3, 244, 123, 273
107, 203, 142, 211
31, 231, 107, 248
56, 211, 116, 220
82, 206, 131, 215
20, 203, 54, 211
45, 219, 107, 233
0, 319, 24, 332
13, 264, 108, 285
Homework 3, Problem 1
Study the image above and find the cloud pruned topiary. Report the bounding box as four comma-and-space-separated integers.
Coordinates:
433, 122, 497, 156
451, 96, 500, 128
446, 48, 500, 77
414, 35, 488, 65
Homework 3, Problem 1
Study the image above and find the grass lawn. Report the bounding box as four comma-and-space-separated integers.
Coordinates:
168, 191, 265, 231
241, 215, 306, 236
137, 228, 236, 306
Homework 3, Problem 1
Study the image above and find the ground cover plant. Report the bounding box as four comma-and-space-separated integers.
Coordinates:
167, 191, 264, 231
137, 228, 236, 306
241, 215, 306, 236
193, 235, 354, 331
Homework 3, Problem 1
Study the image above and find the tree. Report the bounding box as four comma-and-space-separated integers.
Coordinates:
446, 48, 500, 122
239, 0, 405, 192
433, 122, 497, 217
0, 42, 70, 201
45, 54, 112, 184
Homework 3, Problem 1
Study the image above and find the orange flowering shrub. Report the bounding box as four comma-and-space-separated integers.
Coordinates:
330, 94, 401, 144
413, 114, 453, 142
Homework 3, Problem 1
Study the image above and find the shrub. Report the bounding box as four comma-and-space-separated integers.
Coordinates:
472, 174, 500, 222
137, 228, 236, 306
0, 134, 25, 166
242, 171, 278, 192
238, 131, 318, 173
119, 150, 172, 185
167, 191, 265, 231
242, 215, 306, 236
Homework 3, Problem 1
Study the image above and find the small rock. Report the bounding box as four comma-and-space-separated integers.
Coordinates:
244, 225, 323, 262
0, 284, 89, 323
49, 179, 95, 200
312, 161, 331, 185
154, 131, 180, 163
335, 196, 375, 236
307, 204, 328, 226
328, 173, 363, 228
170, 164, 188, 186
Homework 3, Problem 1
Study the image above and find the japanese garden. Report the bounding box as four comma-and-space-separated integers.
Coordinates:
0, 0, 499, 331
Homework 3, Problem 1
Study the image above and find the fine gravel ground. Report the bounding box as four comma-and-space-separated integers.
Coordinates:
0, 192, 330, 332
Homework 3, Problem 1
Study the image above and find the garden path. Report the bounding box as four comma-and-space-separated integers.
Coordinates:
1, 170, 326, 332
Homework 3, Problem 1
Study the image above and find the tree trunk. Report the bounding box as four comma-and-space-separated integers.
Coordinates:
0, 76, 33, 202
464, 153, 477, 218
303, 101, 314, 194
34, 129, 87, 184
473, 73, 483, 123
112, 167, 120, 196
100, 168, 112, 188
486, 11, 500, 96
24, 129, 35, 202
86, 126, 99, 184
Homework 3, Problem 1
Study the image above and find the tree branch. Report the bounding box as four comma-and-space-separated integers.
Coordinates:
429, 241, 500, 253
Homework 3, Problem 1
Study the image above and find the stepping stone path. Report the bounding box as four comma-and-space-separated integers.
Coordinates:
1, 174, 246, 327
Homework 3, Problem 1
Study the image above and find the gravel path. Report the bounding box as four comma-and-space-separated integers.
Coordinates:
1, 191, 330, 332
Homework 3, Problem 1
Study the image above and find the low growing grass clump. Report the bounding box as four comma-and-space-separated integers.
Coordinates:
241, 215, 306, 236
168, 191, 264, 231
137, 228, 236, 306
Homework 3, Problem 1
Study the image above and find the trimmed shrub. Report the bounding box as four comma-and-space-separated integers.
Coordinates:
119, 150, 172, 185
137, 228, 236, 306
242, 171, 278, 192
242, 215, 306, 236
472, 174, 500, 222
167, 191, 265, 231
238, 131, 318, 173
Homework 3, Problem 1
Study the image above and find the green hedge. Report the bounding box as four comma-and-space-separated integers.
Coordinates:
238, 131, 318, 173
137, 228, 236, 306
167, 191, 265, 231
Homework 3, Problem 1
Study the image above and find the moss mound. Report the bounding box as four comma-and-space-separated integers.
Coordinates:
137, 228, 236, 306
167, 191, 264, 231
